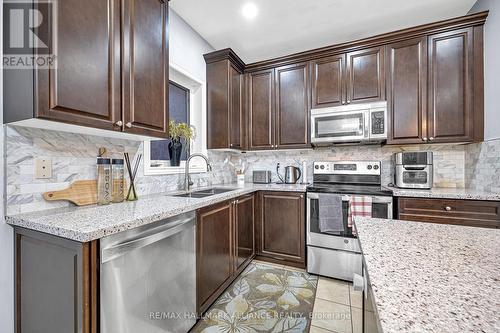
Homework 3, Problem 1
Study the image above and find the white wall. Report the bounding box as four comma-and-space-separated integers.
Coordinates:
1, 0, 15, 331
469, 0, 500, 140
169, 8, 214, 82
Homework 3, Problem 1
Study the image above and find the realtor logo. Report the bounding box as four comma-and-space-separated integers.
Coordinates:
3, 0, 56, 69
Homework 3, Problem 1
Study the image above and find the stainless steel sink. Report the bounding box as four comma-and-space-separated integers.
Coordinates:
171, 187, 238, 198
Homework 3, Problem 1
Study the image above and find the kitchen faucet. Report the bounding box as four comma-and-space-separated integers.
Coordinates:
184, 153, 212, 191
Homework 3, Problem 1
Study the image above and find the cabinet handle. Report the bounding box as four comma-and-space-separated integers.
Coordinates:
300, 195, 304, 198
429, 137, 434, 141
125, 122, 132, 128
444, 206, 452, 212
115, 120, 123, 126
342, 101, 346, 105
422, 137, 428, 142
347, 100, 351, 104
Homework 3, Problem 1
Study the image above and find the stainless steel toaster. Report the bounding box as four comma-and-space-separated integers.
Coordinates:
253, 170, 272, 184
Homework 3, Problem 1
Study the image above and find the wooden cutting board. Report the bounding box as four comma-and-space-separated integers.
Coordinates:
43, 180, 98, 206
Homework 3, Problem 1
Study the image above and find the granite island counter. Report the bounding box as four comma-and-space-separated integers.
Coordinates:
354, 217, 500, 333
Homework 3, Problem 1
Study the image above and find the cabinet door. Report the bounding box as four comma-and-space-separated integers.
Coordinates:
346, 46, 385, 104
386, 38, 428, 144
257, 191, 305, 266
122, 0, 169, 138
234, 195, 255, 273
229, 64, 243, 149
206, 60, 230, 148
15, 229, 98, 333
248, 69, 275, 150
428, 28, 474, 143
311, 54, 345, 108
197, 201, 233, 312
35, 0, 121, 131
275, 63, 310, 148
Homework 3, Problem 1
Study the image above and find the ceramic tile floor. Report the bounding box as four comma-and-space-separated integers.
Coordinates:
252, 260, 369, 333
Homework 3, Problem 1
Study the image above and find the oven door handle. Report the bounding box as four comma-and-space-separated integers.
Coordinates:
308, 193, 351, 201
308, 193, 392, 204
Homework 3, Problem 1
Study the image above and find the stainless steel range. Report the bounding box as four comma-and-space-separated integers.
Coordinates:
306, 161, 393, 281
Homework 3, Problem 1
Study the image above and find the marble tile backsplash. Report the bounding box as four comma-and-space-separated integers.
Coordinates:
465, 138, 500, 193
241, 145, 466, 188
5, 126, 235, 215
6, 125, 479, 216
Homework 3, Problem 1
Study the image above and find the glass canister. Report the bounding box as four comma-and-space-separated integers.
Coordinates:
97, 158, 111, 205
111, 159, 125, 203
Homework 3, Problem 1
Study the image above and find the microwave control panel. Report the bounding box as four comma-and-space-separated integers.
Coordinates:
371, 111, 385, 135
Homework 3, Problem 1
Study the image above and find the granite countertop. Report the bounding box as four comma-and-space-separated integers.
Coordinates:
5, 183, 308, 242
355, 217, 500, 333
386, 186, 500, 201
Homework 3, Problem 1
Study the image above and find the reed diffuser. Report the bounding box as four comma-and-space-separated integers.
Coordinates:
124, 152, 141, 201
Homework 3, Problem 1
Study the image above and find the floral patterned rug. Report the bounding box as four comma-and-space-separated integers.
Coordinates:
191, 261, 318, 333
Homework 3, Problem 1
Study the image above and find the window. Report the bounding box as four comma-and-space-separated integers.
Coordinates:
150, 81, 190, 163
143, 64, 207, 175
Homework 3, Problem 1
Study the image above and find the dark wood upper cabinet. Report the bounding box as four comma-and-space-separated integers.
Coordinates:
196, 201, 233, 313
346, 46, 386, 104
4, 0, 170, 139
122, 0, 169, 137
311, 54, 345, 108
427, 28, 475, 143
230, 64, 243, 149
256, 191, 306, 267
35, 0, 121, 131
248, 69, 275, 150
204, 49, 245, 149
275, 63, 310, 148
386, 37, 428, 144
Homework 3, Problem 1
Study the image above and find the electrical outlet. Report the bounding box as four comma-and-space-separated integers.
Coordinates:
35, 158, 52, 179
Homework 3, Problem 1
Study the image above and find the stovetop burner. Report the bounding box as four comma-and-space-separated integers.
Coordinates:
307, 183, 393, 196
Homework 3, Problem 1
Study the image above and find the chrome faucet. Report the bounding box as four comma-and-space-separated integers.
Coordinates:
184, 153, 212, 191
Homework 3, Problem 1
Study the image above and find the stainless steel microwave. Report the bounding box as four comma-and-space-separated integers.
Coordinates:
311, 101, 387, 145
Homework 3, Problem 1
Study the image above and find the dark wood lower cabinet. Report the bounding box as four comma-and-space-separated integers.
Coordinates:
234, 194, 255, 273
398, 197, 500, 228
15, 228, 98, 333
196, 201, 233, 314
256, 191, 306, 268
196, 195, 256, 314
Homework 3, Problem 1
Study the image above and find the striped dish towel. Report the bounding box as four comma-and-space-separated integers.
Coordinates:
348, 196, 373, 236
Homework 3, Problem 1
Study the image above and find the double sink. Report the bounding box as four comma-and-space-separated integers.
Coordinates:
171, 187, 238, 198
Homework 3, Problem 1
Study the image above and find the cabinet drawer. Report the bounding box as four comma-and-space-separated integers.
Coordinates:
398, 198, 500, 228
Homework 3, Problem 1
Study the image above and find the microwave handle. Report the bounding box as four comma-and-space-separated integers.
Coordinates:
364, 111, 370, 138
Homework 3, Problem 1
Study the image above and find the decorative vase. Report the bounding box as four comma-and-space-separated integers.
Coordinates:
168, 140, 183, 167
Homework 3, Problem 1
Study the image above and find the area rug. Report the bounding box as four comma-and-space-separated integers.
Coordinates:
191, 261, 318, 333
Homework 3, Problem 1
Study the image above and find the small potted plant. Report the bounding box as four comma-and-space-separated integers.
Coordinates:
168, 120, 194, 166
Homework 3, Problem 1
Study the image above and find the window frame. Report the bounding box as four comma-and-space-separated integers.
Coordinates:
143, 63, 208, 176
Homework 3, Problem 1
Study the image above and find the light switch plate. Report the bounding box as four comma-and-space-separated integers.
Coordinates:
34, 158, 52, 179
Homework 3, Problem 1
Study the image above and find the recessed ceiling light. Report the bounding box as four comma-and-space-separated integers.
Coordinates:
242, 3, 258, 20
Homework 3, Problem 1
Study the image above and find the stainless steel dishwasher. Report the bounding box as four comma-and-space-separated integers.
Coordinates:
100, 211, 196, 333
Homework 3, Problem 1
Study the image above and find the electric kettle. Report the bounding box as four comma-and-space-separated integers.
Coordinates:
276, 163, 302, 184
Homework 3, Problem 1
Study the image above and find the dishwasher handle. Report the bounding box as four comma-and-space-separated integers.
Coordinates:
101, 217, 194, 263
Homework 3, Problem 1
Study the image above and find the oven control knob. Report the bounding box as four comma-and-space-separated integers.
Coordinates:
344, 239, 349, 244
367, 165, 372, 170
315, 165, 319, 169
373, 165, 379, 170
320, 165, 325, 170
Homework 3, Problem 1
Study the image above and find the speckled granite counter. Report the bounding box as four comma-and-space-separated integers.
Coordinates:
5, 183, 307, 242
355, 217, 500, 333
386, 186, 500, 201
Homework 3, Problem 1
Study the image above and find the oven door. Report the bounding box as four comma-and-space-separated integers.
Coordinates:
306, 192, 393, 251
311, 109, 369, 144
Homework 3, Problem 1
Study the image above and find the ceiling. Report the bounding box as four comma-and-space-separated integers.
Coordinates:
170, 0, 478, 64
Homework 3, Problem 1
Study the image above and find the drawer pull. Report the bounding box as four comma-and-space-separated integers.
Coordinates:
444, 206, 452, 212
